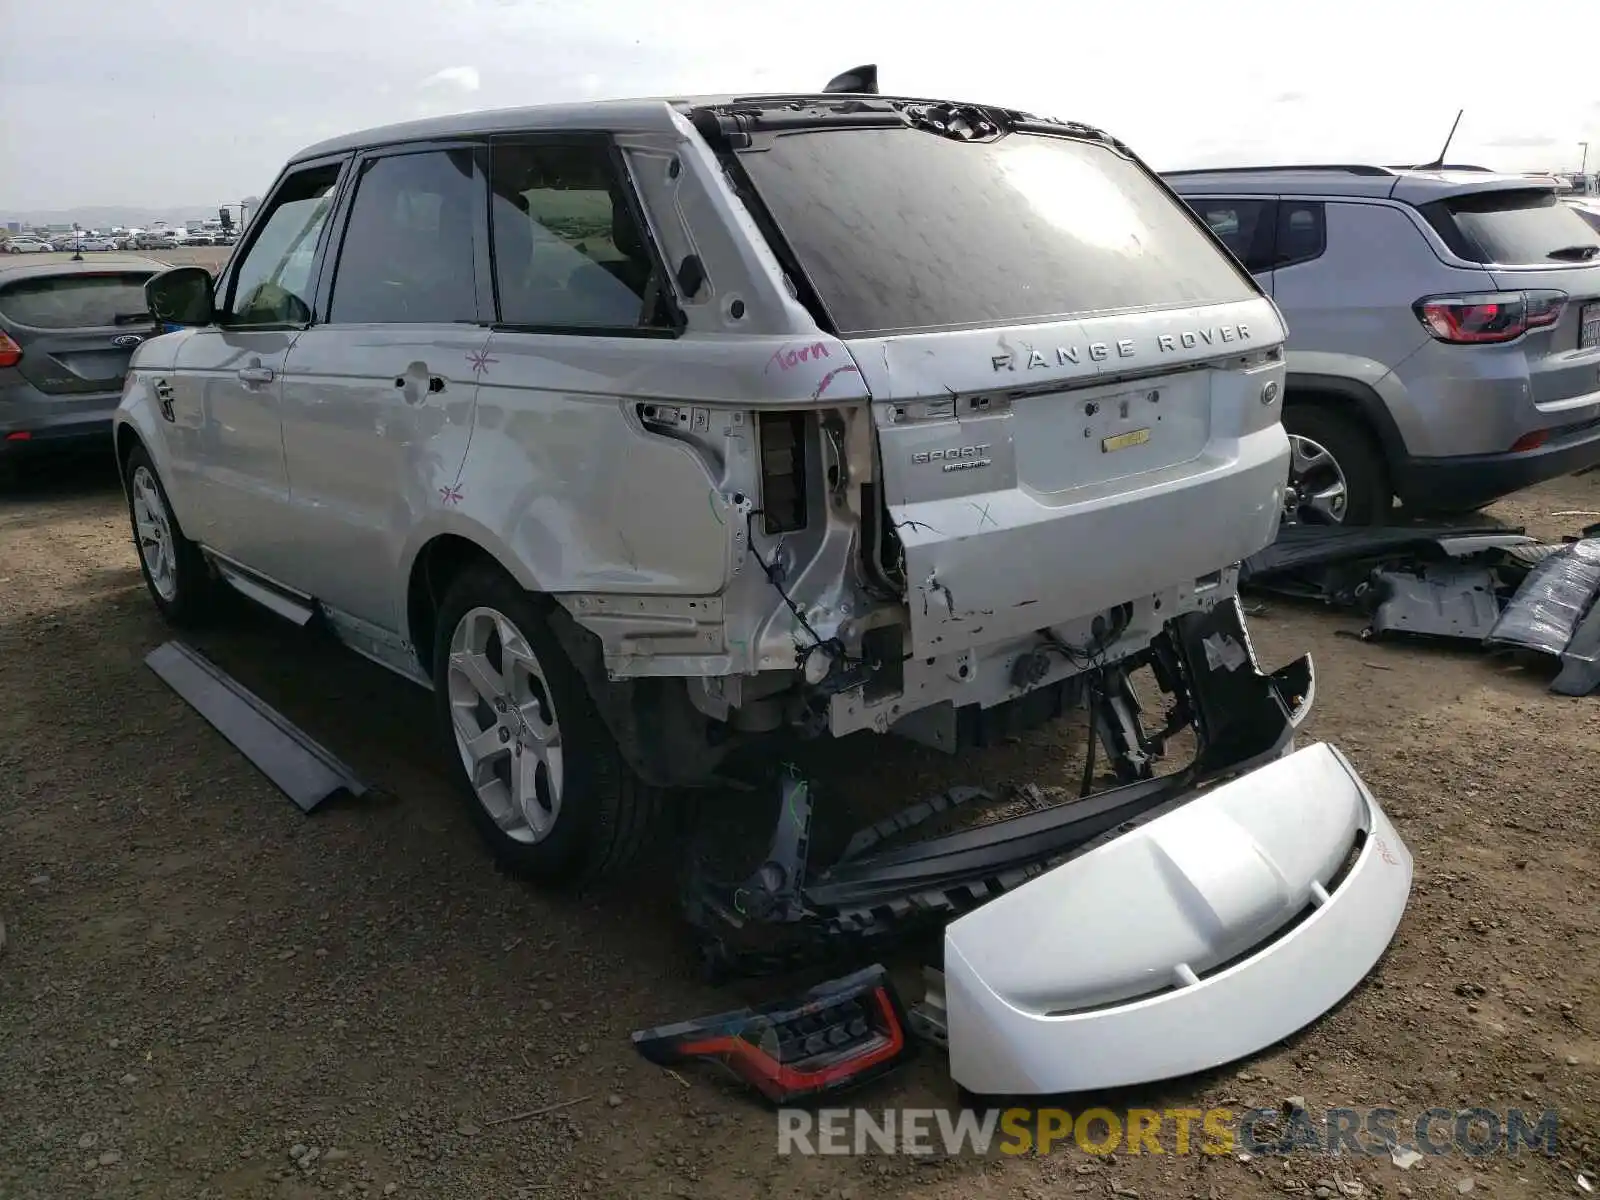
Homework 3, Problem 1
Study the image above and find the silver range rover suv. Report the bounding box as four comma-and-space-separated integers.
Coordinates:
117, 91, 1292, 883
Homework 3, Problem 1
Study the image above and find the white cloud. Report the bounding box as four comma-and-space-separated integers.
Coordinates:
419, 65, 480, 93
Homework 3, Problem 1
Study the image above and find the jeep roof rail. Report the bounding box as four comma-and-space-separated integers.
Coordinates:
1163, 164, 1396, 178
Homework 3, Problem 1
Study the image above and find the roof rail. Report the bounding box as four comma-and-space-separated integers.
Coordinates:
1386, 162, 1495, 172
1162, 164, 1395, 178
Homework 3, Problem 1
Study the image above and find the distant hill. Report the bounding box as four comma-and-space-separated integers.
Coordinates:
1, 206, 219, 230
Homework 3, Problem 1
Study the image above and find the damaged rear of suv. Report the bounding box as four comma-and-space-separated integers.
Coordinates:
123, 80, 1414, 1095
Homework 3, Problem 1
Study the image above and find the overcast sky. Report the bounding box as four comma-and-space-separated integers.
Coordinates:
2, 0, 1596, 212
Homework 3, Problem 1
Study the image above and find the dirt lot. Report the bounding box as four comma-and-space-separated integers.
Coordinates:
1, 463, 1596, 1200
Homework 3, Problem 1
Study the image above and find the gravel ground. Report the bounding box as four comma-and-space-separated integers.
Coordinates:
1, 460, 1596, 1200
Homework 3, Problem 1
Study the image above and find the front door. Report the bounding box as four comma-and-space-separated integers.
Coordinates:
168, 158, 346, 582
277, 145, 491, 628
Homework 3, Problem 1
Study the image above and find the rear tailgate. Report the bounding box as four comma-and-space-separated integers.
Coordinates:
724, 112, 1290, 656
0, 271, 157, 395
853, 302, 1288, 655
1420, 188, 1600, 409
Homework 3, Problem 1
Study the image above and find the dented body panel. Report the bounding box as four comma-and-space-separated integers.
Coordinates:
114, 91, 1296, 784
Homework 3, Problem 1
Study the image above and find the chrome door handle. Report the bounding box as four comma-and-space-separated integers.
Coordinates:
236, 366, 274, 384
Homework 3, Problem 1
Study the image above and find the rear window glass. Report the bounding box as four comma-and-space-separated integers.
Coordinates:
733, 127, 1257, 336
1423, 189, 1600, 265
0, 273, 153, 329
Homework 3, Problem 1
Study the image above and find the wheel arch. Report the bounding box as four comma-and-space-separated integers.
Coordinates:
1283, 372, 1407, 471
404, 530, 543, 676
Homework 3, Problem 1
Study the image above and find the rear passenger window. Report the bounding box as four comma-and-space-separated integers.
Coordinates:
489, 142, 670, 331
1192, 199, 1276, 274
329, 149, 479, 325
1275, 201, 1326, 268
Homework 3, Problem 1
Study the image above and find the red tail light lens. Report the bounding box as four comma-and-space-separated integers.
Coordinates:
0, 332, 21, 369
1415, 290, 1567, 344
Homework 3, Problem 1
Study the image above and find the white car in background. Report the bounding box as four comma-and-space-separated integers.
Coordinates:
5, 237, 55, 253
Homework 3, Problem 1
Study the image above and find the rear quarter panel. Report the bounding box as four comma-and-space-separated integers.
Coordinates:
1271, 200, 1497, 457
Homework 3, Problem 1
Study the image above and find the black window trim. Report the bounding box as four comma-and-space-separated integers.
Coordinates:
216, 151, 353, 332
1273, 199, 1327, 270
483, 131, 686, 340
311, 138, 495, 328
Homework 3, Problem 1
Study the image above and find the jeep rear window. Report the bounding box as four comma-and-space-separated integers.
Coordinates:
733, 128, 1257, 336
0, 273, 153, 329
1422, 189, 1600, 265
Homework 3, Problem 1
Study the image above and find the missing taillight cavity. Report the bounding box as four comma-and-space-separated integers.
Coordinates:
1414, 289, 1567, 344
758, 411, 809, 535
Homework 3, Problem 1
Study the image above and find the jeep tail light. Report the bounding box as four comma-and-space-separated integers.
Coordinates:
1414, 290, 1567, 344
0, 332, 21, 369
758, 411, 809, 535
630, 965, 914, 1105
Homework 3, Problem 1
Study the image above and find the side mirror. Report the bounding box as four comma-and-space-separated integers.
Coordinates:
146, 266, 215, 328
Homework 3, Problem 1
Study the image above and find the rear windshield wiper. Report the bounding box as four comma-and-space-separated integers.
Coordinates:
1546, 245, 1600, 262
113, 311, 152, 325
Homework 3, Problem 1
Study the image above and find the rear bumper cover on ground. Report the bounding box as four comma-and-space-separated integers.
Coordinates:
939, 741, 1410, 1094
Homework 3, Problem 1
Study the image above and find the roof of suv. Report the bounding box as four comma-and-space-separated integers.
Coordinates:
288, 93, 1104, 163
1164, 164, 1561, 205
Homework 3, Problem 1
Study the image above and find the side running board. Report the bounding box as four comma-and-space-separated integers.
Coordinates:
145, 640, 369, 813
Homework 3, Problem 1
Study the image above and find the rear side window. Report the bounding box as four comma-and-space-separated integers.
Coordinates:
0, 273, 152, 329
330, 149, 479, 324
732, 128, 1258, 337
1422, 189, 1600, 265
488, 141, 671, 331
1275, 201, 1326, 268
1189, 199, 1276, 273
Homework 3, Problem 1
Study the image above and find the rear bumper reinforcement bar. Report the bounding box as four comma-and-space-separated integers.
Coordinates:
683, 600, 1313, 977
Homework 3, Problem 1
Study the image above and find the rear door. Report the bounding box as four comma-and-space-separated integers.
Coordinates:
721, 116, 1290, 656
0, 268, 157, 418
1419, 187, 1600, 408
277, 142, 491, 627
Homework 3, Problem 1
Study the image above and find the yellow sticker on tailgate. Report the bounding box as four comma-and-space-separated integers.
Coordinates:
1101, 427, 1151, 453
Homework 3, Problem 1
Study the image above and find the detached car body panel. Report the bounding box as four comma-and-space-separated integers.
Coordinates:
942, 741, 1411, 1094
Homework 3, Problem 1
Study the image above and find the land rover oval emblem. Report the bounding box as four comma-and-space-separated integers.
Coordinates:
112, 334, 144, 347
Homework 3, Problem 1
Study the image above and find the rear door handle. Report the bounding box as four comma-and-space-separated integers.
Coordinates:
237, 366, 274, 384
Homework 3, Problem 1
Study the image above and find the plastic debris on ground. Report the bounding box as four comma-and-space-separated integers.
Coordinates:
1242, 519, 1600, 696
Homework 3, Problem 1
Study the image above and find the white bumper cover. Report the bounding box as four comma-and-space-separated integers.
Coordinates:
943, 742, 1411, 1094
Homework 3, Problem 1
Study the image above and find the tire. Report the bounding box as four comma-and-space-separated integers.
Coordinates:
431, 564, 664, 887
123, 444, 216, 625
1282, 404, 1392, 526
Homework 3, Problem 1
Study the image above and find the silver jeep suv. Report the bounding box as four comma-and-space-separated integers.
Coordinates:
116, 92, 1291, 882
1168, 165, 1600, 524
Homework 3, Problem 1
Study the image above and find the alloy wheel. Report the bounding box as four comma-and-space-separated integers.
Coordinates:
1284, 434, 1349, 525
446, 606, 565, 844
130, 465, 178, 601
